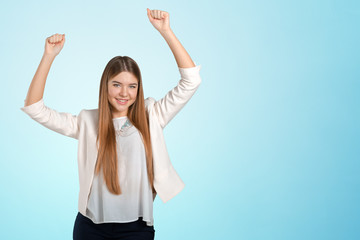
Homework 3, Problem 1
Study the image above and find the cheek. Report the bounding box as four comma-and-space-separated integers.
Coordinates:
108, 87, 117, 97
131, 89, 138, 99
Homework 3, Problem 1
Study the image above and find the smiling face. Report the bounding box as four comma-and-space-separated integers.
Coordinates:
107, 71, 138, 118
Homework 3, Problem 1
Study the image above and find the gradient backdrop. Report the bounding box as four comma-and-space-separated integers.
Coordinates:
1, 0, 359, 239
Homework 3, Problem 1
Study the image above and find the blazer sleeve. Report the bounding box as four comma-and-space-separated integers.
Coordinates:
20, 98, 81, 140
153, 64, 202, 128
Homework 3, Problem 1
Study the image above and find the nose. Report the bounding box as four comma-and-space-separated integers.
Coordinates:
119, 86, 128, 97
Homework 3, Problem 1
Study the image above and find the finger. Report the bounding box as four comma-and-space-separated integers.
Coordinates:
49, 34, 60, 44
156, 10, 161, 19
147, 8, 153, 20
53, 34, 63, 43
57, 33, 62, 42
159, 10, 165, 19
153, 10, 159, 19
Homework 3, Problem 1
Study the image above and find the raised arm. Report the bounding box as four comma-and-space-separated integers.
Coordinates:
146, 9, 202, 128
147, 8, 195, 68
24, 33, 65, 107
21, 33, 80, 140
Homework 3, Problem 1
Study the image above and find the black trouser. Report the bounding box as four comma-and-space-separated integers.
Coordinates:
73, 212, 155, 240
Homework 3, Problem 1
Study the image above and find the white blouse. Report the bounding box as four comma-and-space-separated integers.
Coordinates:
85, 116, 154, 226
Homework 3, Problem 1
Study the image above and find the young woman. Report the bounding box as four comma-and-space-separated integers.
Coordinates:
21, 8, 202, 240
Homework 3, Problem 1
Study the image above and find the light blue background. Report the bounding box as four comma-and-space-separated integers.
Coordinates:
1, 0, 359, 239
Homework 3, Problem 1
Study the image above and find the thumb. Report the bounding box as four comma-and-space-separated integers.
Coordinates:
147, 8, 153, 20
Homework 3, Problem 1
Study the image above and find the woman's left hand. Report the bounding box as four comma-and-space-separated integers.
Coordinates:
147, 8, 171, 33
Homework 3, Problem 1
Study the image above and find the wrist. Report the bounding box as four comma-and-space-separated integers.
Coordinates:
43, 53, 56, 60
159, 28, 173, 36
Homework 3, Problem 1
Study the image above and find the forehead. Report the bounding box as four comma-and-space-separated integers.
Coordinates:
109, 71, 138, 84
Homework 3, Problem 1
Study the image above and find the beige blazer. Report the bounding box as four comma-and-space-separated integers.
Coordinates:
20, 64, 202, 217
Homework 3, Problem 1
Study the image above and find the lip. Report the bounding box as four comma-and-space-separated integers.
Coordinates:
116, 98, 128, 105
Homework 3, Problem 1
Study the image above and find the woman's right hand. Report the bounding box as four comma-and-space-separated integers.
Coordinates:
44, 33, 65, 57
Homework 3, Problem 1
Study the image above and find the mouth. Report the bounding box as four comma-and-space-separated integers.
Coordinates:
116, 98, 129, 105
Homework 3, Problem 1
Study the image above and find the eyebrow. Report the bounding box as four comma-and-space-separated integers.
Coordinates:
111, 81, 138, 86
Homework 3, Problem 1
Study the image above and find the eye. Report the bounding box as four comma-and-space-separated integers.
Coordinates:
130, 86, 136, 88
114, 84, 120, 87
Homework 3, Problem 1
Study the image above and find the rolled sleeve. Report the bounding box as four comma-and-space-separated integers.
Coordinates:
20, 98, 80, 140
21, 98, 46, 116
178, 64, 202, 86
153, 64, 202, 128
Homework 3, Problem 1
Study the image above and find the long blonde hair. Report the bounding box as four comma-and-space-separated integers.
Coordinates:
95, 56, 154, 195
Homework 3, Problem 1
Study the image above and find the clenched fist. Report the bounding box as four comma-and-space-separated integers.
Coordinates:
45, 33, 65, 57
147, 8, 171, 33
